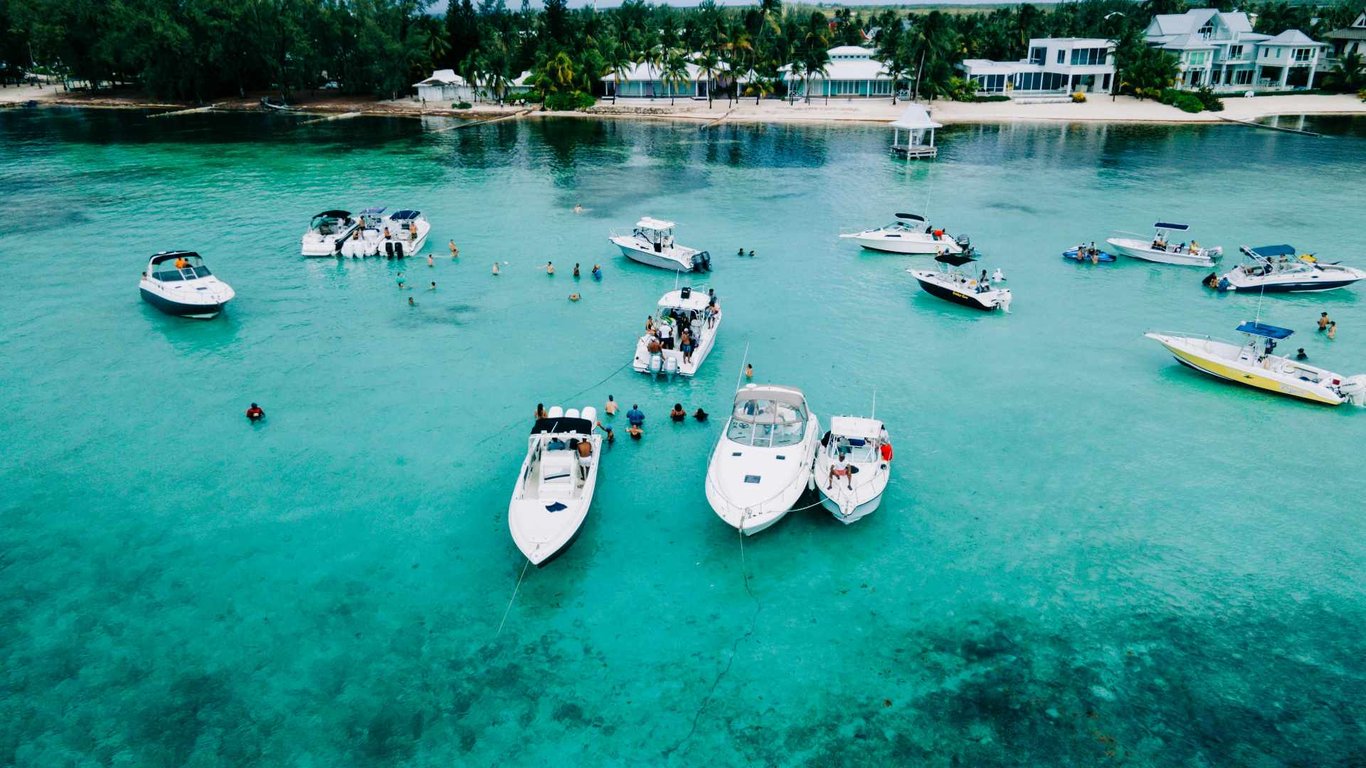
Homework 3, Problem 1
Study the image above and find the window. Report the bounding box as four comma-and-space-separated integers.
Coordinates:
1187, 51, 1209, 66
1235, 69, 1253, 85
1293, 48, 1313, 62
1228, 45, 1243, 59
1057, 50, 1065, 64
1029, 47, 1045, 65
1198, 23, 1214, 39
1069, 47, 1109, 65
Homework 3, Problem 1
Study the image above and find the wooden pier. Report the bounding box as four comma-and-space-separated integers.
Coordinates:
892, 143, 938, 159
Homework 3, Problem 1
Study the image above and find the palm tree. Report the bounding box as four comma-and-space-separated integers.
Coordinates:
644, 42, 666, 100
661, 48, 690, 106
874, 14, 905, 104
696, 48, 722, 108
602, 39, 632, 104
800, 12, 831, 104
724, 27, 754, 106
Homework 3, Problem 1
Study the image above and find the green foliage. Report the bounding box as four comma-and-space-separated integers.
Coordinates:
1325, 51, 1364, 93
543, 90, 594, 111
1117, 32, 1180, 96
1194, 86, 1223, 112
1157, 87, 1205, 113
944, 77, 979, 102
453, 100, 472, 109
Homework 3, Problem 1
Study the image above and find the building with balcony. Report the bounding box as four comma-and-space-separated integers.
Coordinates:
1324, 12, 1366, 65
1144, 10, 1323, 91
959, 38, 1115, 96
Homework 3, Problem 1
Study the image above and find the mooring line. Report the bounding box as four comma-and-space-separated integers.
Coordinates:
496, 560, 531, 637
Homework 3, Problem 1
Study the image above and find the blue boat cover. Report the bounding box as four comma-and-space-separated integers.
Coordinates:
1154, 221, 1190, 231
1248, 244, 1296, 258
391, 209, 420, 221
1236, 321, 1294, 339
359, 206, 386, 214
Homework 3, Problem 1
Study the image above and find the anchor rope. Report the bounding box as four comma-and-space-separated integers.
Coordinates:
496, 559, 531, 637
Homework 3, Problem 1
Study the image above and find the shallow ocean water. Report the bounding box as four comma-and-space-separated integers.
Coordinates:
1, 108, 1363, 766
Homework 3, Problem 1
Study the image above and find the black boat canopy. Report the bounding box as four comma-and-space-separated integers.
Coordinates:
315, 209, 352, 219
149, 251, 200, 266
531, 417, 593, 436
935, 253, 976, 266
1154, 221, 1189, 231
391, 209, 421, 221
895, 213, 926, 222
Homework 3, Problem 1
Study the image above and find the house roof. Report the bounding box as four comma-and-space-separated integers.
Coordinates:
828, 45, 873, 58
415, 69, 466, 87
890, 105, 941, 130
1149, 9, 1253, 38
601, 56, 730, 83
1260, 30, 1324, 46
1153, 34, 1217, 51
1326, 27, 1366, 40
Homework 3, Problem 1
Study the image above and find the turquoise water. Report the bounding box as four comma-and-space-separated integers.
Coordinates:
2, 109, 1364, 766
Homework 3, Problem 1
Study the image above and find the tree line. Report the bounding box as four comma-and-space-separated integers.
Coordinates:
0, 0, 1361, 102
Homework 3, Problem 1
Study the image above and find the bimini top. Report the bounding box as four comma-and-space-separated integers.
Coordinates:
1154, 221, 1190, 231
390, 209, 422, 222
531, 416, 593, 436
636, 217, 675, 231
895, 212, 926, 222
1236, 321, 1294, 339
829, 416, 884, 441
359, 206, 387, 216
315, 210, 351, 219
935, 253, 976, 266
1243, 244, 1296, 259
735, 383, 808, 409
149, 250, 201, 266
658, 288, 710, 312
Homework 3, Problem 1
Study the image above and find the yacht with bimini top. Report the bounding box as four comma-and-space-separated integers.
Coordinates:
139, 251, 235, 319
337, 207, 430, 258
813, 416, 892, 525
840, 213, 970, 256
301, 210, 359, 256
633, 287, 722, 378
1206, 244, 1366, 293
908, 253, 1012, 312
705, 384, 821, 536
610, 217, 712, 272
509, 406, 602, 566
1145, 322, 1366, 406
1106, 221, 1223, 267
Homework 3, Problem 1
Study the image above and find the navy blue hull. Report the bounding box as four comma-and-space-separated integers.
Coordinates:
140, 288, 225, 318
916, 277, 995, 311
1231, 279, 1359, 293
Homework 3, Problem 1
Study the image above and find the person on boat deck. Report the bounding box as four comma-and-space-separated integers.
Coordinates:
647, 336, 663, 355
626, 405, 645, 428
627, 423, 643, 440
879, 430, 893, 463
173, 256, 189, 269
680, 330, 695, 364
658, 321, 674, 350
536, 403, 547, 420
1318, 312, 1331, 331
383, 226, 392, 240
1296, 348, 1308, 360
646, 316, 656, 334
408, 221, 417, 239
693, 407, 708, 422
245, 403, 264, 422
670, 403, 686, 422
548, 436, 567, 450
828, 451, 852, 491
605, 395, 618, 416
575, 439, 593, 478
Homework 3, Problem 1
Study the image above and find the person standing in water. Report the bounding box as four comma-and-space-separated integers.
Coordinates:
605, 395, 618, 416
546, 261, 555, 275
427, 254, 434, 267
745, 363, 753, 380
245, 403, 264, 422
449, 240, 459, 259
573, 263, 580, 278
492, 262, 500, 276
591, 265, 602, 281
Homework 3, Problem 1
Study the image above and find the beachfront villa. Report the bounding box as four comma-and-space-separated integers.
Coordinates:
414, 69, 475, 103
959, 38, 1115, 96
1144, 10, 1324, 91
781, 46, 899, 100
1324, 12, 1366, 63
601, 58, 729, 100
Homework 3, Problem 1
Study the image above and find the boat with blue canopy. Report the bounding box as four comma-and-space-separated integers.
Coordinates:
1205, 244, 1366, 293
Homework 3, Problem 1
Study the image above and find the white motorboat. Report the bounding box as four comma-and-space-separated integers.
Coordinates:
138, 251, 235, 319
839, 213, 969, 255
908, 253, 1012, 312
1106, 221, 1223, 267
814, 417, 892, 525
1145, 322, 1366, 406
633, 287, 722, 377
338, 207, 430, 258
609, 217, 712, 272
301, 209, 359, 256
508, 406, 602, 566
1207, 244, 1366, 293
705, 384, 820, 536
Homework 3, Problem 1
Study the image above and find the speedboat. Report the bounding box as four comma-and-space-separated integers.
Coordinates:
1106, 221, 1223, 267
908, 253, 1012, 312
301, 210, 358, 256
1062, 245, 1115, 263
338, 207, 430, 258
633, 287, 721, 377
705, 384, 820, 536
610, 217, 712, 272
1206, 245, 1366, 293
1145, 322, 1366, 406
508, 406, 602, 566
840, 213, 969, 255
139, 251, 235, 319
814, 417, 891, 525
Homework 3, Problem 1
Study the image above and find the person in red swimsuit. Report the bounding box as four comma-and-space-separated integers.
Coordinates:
245, 403, 264, 422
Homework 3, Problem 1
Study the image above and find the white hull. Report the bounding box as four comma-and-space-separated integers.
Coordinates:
813, 416, 891, 525
509, 411, 601, 565
841, 231, 962, 255
340, 220, 431, 258
819, 490, 884, 523
611, 237, 697, 271
1145, 332, 1366, 406
1108, 237, 1221, 267
706, 416, 820, 536
908, 269, 1012, 311
301, 229, 358, 257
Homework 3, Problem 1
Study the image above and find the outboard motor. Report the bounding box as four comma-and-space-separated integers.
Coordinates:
662, 357, 680, 377
395, 242, 404, 258
693, 251, 711, 272
384, 241, 394, 257
955, 234, 973, 257
1339, 375, 1366, 406
680, 286, 692, 300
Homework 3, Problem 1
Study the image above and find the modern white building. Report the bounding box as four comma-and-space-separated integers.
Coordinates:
414, 69, 476, 103
783, 46, 899, 100
959, 38, 1115, 95
1145, 10, 1324, 90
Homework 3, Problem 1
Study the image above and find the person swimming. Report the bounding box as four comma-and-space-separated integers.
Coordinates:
591, 264, 602, 280
693, 407, 708, 422
492, 262, 500, 275
245, 403, 264, 422
569, 293, 581, 302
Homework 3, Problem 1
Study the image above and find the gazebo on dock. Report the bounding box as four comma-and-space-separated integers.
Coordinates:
889, 105, 941, 160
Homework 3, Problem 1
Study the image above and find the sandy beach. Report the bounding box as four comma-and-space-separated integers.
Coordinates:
5, 80, 1364, 127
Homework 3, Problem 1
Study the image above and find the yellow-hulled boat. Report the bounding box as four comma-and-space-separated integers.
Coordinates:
1145, 322, 1366, 406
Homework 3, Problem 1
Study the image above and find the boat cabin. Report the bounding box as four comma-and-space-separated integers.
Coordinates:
146, 251, 212, 283
529, 414, 595, 490
1236, 320, 1294, 360
632, 217, 677, 253
1149, 221, 1195, 251
356, 206, 387, 230
727, 386, 810, 448
825, 417, 885, 463
310, 210, 354, 235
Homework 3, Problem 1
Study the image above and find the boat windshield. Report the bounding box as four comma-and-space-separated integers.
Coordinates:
726, 398, 808, 448
311, 214, 352, 235
827, 434, 878, 462
151, 257, 211, 281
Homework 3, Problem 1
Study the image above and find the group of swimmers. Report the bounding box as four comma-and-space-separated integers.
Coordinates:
535, 395, 710, 443
1318, 311, 1338, 340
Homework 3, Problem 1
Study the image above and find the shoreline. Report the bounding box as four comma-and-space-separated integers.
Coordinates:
5, 84, 1364, 128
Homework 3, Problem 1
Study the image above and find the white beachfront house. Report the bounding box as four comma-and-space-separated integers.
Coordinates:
1144, 10, 1324, 90
414, 69, 476, 103
959, 38, 1115, 95
601, 57, 729, 100
782, 46, 899, 100
1325, 11, 1366, 63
